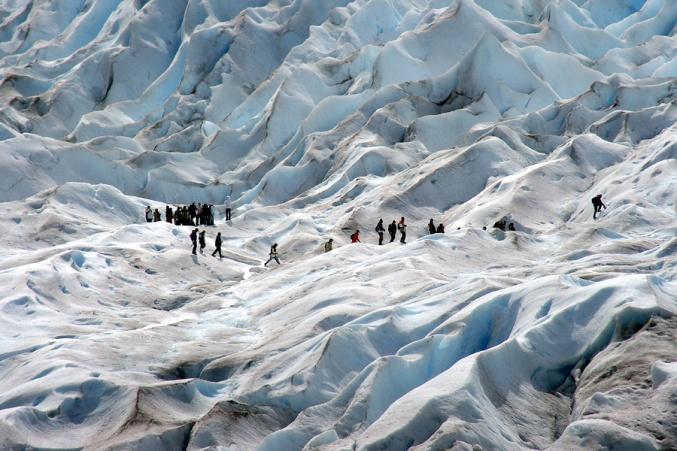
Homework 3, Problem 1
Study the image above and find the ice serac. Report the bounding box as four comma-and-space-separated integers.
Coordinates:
0, 0, 675, 450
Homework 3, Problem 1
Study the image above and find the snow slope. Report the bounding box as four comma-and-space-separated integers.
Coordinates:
0, 0, 675, 449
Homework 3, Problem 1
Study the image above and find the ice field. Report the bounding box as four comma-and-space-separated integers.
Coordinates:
0, 0, 675, 449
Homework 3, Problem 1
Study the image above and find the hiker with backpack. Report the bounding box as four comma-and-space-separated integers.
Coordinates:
324, 238, 333, 252
388, 220, 397, 243
212, 232, 222, 258
428, 219, 436, 235
190, 228, 198, 255
199, 231, 206, 253
592, 194, 607, 219
166, 206, 173, 224
436, 223, 445, 233
264, 243, 281, 266
375, 219, 385, 245
153, 208, 161, 222
351, 230, 361, 243
398, 217, 407, 244
224, 195, 232, 221
145, 206, 153, 223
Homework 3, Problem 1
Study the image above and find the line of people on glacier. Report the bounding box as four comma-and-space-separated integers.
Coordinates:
150, 191, 608, 266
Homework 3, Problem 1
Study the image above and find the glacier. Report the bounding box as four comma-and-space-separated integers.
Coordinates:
0, 0, 675, 449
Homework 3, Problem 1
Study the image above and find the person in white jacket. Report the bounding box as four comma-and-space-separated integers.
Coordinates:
224, 195, 232, 221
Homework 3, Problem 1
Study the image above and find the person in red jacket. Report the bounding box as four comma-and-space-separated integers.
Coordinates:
350, 230, 361, 243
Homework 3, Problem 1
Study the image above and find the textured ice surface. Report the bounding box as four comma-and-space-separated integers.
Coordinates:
0, 0, 675, 449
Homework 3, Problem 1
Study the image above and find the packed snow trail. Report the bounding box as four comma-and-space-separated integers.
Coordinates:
0, 0, 676, 449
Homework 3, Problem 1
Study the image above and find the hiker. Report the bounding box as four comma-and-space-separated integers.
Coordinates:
436, 223, 445, 233
324, 238, 333, 252
375, 219, 385, 245
508, 223, 516, 231
197, 203, 204, 225
208, 204, 215, 225
145, 206, 153, 223
188, 203, 197, 225
190, 228, 198, 255
199, 231, 206, 253
153, 208, 161, 222
388, 220, 397, 243
166, 206, 173, 224
592, 194, 606, 219
212, 232, 222, 258
428, 219, 436, 235
224, 195, 232, 221
493, 219, 506, 231
398, 217, 407, 244
264, 243, 280, 266
351, 230, 361, 243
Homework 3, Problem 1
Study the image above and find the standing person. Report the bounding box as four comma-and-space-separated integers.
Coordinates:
197, 203, 203, 225
398, 217, 407, 244
388, 220, 397, 243
188, 203, 197, 226
264, 243, 280, 266
208, 204, 215, 225
351, 230, 361, 243
212, 232, 223, 258
199, 230, 206, 254
153, 208, 161, 222
166, 206, 173, 224
145, 206, 153, 223
428, 219, 436, 235
190, 228, 198, 255
224, 195, 232, 221
592, 194, 607, 219
375, 219, 385, 245
324, 238, 333, 252
436, 223, 445, 233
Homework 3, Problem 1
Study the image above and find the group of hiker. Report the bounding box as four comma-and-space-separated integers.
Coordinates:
146, 192, 609, 267
145, 196, 233, 227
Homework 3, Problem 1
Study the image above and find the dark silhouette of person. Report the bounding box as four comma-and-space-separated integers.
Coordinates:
145, 206, 153, 223
592, 194, 607, 219
190, 228, 198, 255
188, 203, 197, 225
375, 219, 385, 245
153, 209, 161, 222
166, 206, 173, 223
264, 243, 280, 266
324, 238, 333, 252
436, 223, 445, 233
428, 219, 436, 235
398, 217, 407, 244
212, 232, 222, 258
388, 220, 397, 243
351, 230, 361, 243
199, 231, 206, 253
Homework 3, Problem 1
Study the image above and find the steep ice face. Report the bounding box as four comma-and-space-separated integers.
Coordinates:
0, 0, 675, 450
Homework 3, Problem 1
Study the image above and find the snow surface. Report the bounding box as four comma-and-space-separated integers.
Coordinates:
0, 0, 675, 449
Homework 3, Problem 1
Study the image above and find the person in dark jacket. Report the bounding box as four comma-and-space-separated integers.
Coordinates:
166, 206, 173, 223
375, 219, 385, 245
398, 217, 407, 244
212, 232, 222, 258
428, 219, 436, 235
153, 209, 161, 222
351, 230, 361, 243
264, 243, 280, 266
436, 223, 444, 233
190, 228, 198, 255
188, 203, 197, 226
199, 230, 206, 253
592, 194, 606, 219
388, 220, 397, 243
324, 238, 333, 252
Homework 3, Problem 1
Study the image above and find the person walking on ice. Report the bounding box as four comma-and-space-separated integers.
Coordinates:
145, 206, 153, 223
351, 230, 361, 243
190, 228, 198, 255
592, 194, 607, 219
199, 230, 206, 254
224, 195, 232, 221
375, 219, 385, 245
264, 243, 281, 266
388, 220, 397, 243
212, 232, 223, 258
398, 217, 407, 244
324, 238, 333, 252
